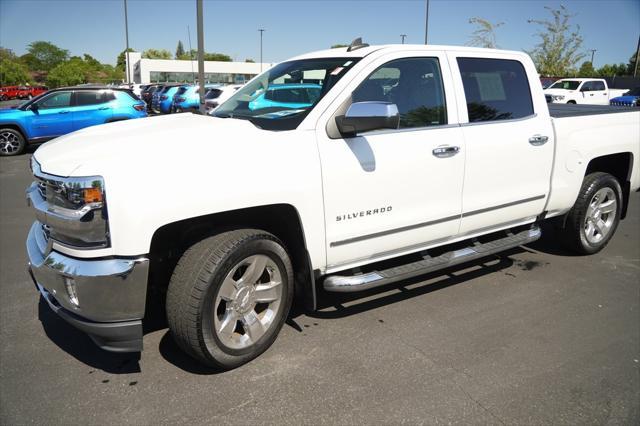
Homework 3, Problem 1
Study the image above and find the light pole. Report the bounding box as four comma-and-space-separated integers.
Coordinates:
400, 34, 407, 44
589, 49, 596, 66
258, 29, 266, 72
123, 0, 130, 84
424, 0, 430, 44
196, 0, 205, 113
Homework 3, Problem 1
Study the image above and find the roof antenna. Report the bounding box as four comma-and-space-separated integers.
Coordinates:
347, 37, 369, 52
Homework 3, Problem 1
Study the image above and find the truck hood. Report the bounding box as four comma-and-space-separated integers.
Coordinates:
34, 114, 262, 177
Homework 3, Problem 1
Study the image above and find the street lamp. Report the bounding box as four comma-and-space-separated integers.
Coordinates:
400, 34, 407, 44
589, 49, 597, 66
424, 0, 430, 44
123, 0, 131, 84
258, 29, 266, 72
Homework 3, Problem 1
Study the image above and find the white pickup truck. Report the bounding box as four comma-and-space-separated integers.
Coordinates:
26, 41, 640, 369
544, 78, 628, 105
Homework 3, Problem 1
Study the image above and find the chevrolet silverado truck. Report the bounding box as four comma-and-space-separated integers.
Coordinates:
544, 78, 628, 105
26, 41, 640, 369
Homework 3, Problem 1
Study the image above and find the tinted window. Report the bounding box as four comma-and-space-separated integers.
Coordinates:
75, 90, 115, 106
458, 58, 533, 122
592, 81, 605, 91
352, 57, 447, 128
206, 89, 222, 99
38, 92, 72, 109
549, 80, 580, 90
581, 81, 593, 91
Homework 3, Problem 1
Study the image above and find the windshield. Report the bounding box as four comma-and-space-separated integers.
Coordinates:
549, 80, 580, 90
213, 57, 359, 130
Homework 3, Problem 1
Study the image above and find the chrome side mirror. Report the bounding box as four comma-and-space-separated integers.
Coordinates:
335, 102, 400, 137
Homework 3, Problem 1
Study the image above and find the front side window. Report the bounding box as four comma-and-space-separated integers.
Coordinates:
458, 57, 533, 122
351, 57, 447, 128
38, 92, 72, 109
214, 58, 359, 131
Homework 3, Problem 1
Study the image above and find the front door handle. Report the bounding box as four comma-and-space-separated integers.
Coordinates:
58, 110, 69, 114
98, 106, 109, 110
432, 146, 460, 158
529, 135, 548, 146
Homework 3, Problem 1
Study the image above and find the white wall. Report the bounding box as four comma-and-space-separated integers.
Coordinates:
131, 58, 272, 84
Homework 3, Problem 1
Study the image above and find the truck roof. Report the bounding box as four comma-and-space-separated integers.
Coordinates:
289, 44, 529, 61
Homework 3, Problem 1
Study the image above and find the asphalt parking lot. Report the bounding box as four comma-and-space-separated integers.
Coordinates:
1, 151, 638, 425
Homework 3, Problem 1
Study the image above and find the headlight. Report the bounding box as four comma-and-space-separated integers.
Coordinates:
552, 95, 565, 101
29, 159, 109, 248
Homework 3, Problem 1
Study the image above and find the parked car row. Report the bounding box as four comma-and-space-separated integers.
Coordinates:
0, 86, 146, 156
139, 83, 243, 115
542, 78, 635, 106
0, 85, 48, 101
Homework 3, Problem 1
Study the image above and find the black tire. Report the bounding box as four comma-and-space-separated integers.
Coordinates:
0, 128, 26, 156
561, 172, 622, 254
166, 229, 294, 369
0, 95, 7, 101
567, 100, 576, 104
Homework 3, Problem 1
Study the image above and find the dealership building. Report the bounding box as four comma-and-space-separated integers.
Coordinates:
125, 52, 271, 85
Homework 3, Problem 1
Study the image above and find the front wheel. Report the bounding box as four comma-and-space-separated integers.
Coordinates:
166, 229, 294, 369
0, 128, 26, 156
562, 172, 622, 254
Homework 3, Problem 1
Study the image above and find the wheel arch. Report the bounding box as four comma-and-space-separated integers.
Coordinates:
147, 203, 316, 313
584, 152, 633, 219
0, 122, 29, 142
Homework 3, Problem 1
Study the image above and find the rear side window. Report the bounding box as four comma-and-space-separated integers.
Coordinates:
206, 89, 222, 99
75, 91, 115, 106
592, 81, 605, 91
457, 58, 533, 122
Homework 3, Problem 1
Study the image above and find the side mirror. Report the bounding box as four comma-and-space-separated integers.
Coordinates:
335, 102, 400, 137
28, 103, 39, 113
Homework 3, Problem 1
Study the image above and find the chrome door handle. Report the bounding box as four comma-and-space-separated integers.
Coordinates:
58, 110, 69, 114
432, 146, 460, 158
529, 135, 548, 146
98, 106, 109, 110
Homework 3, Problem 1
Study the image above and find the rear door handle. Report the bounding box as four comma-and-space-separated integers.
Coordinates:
529, 135, 548, 146
58, 110, 69, 114
432, 146, 460, 158
98, 106, 109, 110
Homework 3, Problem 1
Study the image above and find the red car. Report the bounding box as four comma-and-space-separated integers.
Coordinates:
0, 85, 48, 101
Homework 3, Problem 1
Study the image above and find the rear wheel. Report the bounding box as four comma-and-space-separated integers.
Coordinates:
166, 229, 294, 369
0, 128, 26, 156
561, 172, 622, 254
567, 100, 576, 104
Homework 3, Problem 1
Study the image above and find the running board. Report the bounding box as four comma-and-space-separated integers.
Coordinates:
323, 226, 541, 293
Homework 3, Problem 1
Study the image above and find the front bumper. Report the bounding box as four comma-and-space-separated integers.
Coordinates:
26, 222, 149, 352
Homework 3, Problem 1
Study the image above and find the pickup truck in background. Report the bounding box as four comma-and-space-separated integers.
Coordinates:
544, 78, 628, 105
26, 42, 640, 369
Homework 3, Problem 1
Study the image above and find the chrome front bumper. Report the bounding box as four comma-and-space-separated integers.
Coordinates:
27, 222, 149, 352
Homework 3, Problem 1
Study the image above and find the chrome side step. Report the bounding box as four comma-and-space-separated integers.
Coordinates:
323, 226, 541, 293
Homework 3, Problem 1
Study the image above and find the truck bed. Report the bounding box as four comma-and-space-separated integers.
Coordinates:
548, 103, 637, 118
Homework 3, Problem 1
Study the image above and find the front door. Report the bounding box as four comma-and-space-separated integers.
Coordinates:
317, 53, 466, 271
27, 91, 73, 139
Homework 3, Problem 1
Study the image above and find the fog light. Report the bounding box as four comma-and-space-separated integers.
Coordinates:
63, 277, 79, 306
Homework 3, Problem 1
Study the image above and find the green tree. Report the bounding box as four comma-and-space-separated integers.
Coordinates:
142, 49, 172, 59
175, 40, 185, 59
578, 61, 595, 77
25, 41, 69, 72
46, 59, 88, 87
527, 5, 586, 76
331, 44, 348, 48
116, 48, 136, 69
597, 63, 628, 77
627, 51, 638, 76
203, 52, 232, 62
467, 17, 503, 49
0, 58, 31, 85
245, 58, 255, 63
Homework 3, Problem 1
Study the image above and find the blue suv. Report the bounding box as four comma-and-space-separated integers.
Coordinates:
152, 84, 182, 114
248, 83, 322, 111
172, 84, 220, 113
0, 86, 147, 156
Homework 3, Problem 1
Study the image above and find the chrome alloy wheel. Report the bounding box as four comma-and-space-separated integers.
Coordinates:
584, 187, 617, 245
0, 131, 21, 155
213, 254, 283, 350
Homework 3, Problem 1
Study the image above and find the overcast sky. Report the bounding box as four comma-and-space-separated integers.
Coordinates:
1, 0, 638, 67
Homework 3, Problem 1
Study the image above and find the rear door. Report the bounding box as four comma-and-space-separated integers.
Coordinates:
71, 90, 114, 131
27, 91, 74, 138
449, 53, 554, 235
